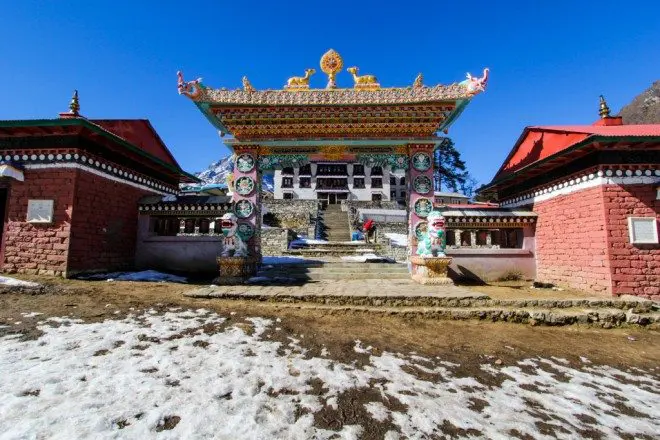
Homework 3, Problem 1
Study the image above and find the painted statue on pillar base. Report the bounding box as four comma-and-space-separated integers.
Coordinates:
416, 211, 447, 257
220, 213, 248, 257
411, 211, 453, 285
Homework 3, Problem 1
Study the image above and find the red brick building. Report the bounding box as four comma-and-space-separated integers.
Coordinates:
0, 104, 196, 277
482, 100, 659, 299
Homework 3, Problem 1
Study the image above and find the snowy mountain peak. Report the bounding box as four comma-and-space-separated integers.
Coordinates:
195, 154, 274, 192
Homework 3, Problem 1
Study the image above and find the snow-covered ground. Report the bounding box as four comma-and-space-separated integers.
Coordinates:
384, 233, 408, 247
1, 310, 658, 439
0, 276, 39, 287
77, 270, 187, 283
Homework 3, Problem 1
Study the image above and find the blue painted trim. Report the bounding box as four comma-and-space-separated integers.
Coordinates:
225, 138, 445, 147
195, 102, 231, 135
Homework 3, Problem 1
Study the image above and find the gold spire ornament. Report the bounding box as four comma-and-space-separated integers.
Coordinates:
599, 95, 611, 118
320, 49, 343, 89
242, 76, 255, 93
69, 90, 80, 115
413, 73, 424, 89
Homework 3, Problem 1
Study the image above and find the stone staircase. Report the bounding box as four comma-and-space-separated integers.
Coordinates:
320, 204, 351, 241
253, 261, 410, 282
286, 241, 385, 258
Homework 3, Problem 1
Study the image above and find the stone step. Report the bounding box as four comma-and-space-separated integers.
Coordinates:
258, 266, 410, 276
254, 272, 410, 281
284, 249, 384, 257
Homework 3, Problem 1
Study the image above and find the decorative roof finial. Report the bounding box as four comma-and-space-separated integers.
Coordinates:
69, 90, 80, 116
599, 95, 611, 119
320, 49, 343, 89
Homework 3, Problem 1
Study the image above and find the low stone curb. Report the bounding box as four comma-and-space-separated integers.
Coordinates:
184, 288, 657, 313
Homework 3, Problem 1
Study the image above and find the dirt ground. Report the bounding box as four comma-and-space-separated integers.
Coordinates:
2, 275, 659, 371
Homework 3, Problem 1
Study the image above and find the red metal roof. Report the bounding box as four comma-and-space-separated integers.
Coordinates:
529, 124, 660, 136
90, 120, 181, 168
492, 123, 660, 181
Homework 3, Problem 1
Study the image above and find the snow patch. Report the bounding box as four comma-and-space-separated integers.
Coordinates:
384, 233, 408, 247
78, 270, 187, 283
0, 276, 40, 287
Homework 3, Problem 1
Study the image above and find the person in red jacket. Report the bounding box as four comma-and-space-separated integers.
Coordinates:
363, 219, 375, 244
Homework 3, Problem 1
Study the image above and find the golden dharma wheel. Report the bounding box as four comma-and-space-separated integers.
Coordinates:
320, 49, 343, 74
320, 49, 343, 89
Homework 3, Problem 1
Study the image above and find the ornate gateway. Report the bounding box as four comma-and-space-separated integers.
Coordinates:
177, 49, 487, 281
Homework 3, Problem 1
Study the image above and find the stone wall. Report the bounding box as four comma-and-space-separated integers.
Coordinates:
1, 169, 76, 276
263, 200, 318, 236
261, 228, 296, 256
67, 170, 155, 275
602, 184, 659, 299
532, 185, 613, 294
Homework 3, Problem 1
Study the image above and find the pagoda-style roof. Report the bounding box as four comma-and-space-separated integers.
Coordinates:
178, 49, 488, 141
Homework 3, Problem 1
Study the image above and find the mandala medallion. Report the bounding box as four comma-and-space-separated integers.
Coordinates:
413, 175, 432, 194
412, 152, 432, 172
234, 200, 254, 219
320, 49, 344, 89
235, 176, 255, 196
413, 197, 433, 218
236, 154, 255, 172
237, 222, 255, 241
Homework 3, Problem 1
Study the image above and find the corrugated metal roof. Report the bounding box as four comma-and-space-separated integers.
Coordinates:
531, 124, 660, 136
434, 191, 469, 198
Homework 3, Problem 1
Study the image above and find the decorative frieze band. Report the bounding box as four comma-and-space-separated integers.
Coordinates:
501, 167, 660, 208
1, 150, 177, 194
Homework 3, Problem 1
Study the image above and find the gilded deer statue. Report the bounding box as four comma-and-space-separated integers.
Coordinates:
347, 66, 380, 90
285, 69, 316, 89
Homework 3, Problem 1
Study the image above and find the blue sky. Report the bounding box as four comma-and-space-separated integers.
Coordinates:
1, 0, 658, 185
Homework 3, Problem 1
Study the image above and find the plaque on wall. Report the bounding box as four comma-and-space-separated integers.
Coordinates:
27, 200, 54, 224
627, 217, 658, 244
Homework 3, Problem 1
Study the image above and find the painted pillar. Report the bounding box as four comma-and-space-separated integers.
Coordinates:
231, 145, 261, 261
408, 143, 436, 257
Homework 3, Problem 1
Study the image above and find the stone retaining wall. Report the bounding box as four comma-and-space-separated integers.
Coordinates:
261, 228, 296, 256
263, 200, 319, 236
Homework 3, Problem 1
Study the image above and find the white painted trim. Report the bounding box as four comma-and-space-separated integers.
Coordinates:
0, 164, 24, 181
627, 217, 659, 244
24, 163, 169, 195
501, 168, 660, 208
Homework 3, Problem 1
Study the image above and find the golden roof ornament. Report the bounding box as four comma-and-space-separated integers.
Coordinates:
69, 90, 80, 115
413, 73, 424, 89
242, 76, 255, 93
347, 66, 380, 91
320, 49, 343, 89
284, 68, 315, 91
599, 95, 611, 118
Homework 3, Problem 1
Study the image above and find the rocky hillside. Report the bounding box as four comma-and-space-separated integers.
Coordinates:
618, 80, 660, 124
195, 155, 274, 192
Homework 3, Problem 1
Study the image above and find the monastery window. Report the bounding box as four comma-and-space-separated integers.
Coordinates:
299, 164, 311, 176
282, 167, 294, 176
353, 178, 365, 189
372, 178, 383, 188
437, 198, 445, 204
372, 194, 382, 202
317, 178, 347, 190
353, 164, 365, 176
400, 177, 406, 185
399, 191, 406, 199
371, 166, 383, 176
299, 177, 311, 188
460, 231, 472, 246
390, 190, 396, 199
390, 176, 397, 185
283, 192, 293, 200
282, 177, 293, 188
317, 164, 347, 176
490, 230, 501, 246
